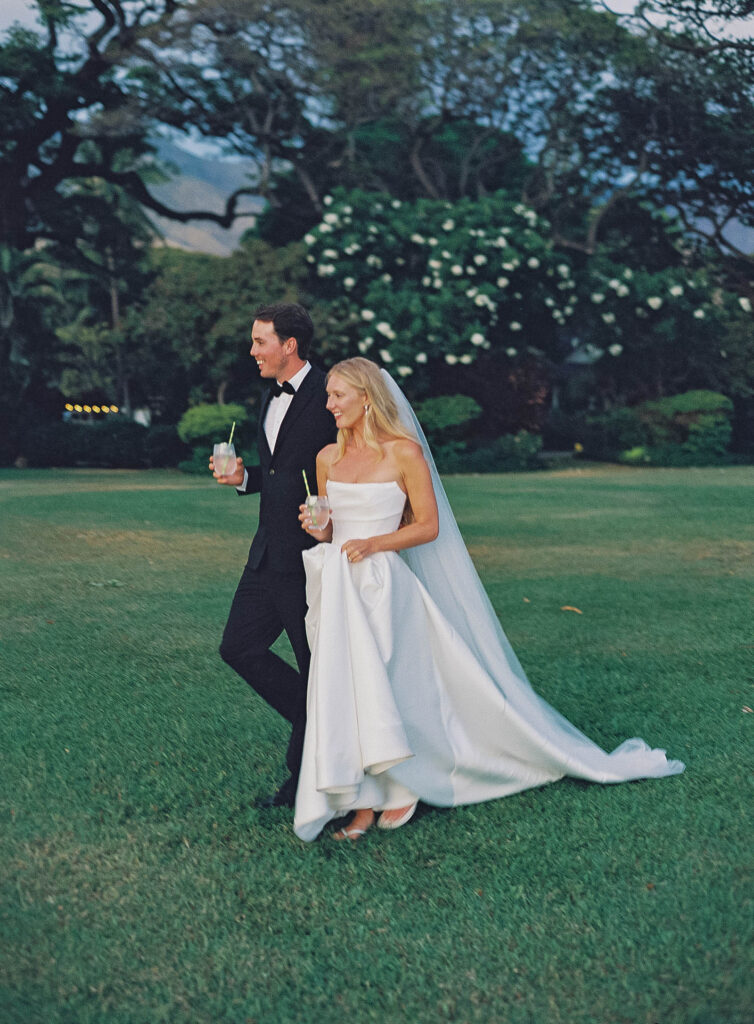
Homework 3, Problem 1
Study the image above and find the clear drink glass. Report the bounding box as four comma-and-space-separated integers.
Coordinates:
213, 442, 236, 477
306, 495, 330, 530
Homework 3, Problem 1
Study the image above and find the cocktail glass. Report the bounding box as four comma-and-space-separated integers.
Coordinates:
306, 495, 330, 530
213, 442, 236, 477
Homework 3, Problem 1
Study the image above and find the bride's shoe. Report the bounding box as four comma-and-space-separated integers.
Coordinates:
377, 802, 418, 830
333, 810, 374, 841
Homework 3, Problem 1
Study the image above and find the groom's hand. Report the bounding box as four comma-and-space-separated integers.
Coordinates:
209, 455, 245, 487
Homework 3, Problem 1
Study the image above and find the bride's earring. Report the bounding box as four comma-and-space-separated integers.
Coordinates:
364, 405, 370, 414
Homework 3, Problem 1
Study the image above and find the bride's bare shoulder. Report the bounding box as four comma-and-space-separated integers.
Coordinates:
317, 443, 338, 465
385, 437, 425, 465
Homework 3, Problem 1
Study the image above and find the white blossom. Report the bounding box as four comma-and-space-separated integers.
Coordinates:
442, 219, 455, 231
509, 322, 522, 331
465, 267, 477, 275
670, 284, 684, 297
608, 278, 621, 290
506, 347, 518, 357
319, 223, 332, 233
470, 332, 485, 346
344, 277, 355, 289
376, 321, 396, 339
342, 205, 353, 215
433, 279, 443, 289
366, 254, 382, 267
444, 353, 458, 365
527, 257, 540, 269
322, 249, 338, 259
344, 243, 361, 255
304, 233, 316, 245
545, 297, 555, 308
466, 287, 479, 298
557, 264, 570, 278
427, 237, 438, 246
693, 308, 706, 319
361, 309, 376, 321
616, 284, 630, 297
451, 265, 464, 276
395, 257, 406, 266
317, 264, 336, 276
391, 199, 402, 208
357, 340, 370, 353
608, 343, 623, 356
602, 312, 616, 324
459, 354, 473, 364
379, 348, 393, 362
429, 259, 442, 270
396, 365, 413, 377
422, 276, 432, 287
591, 293, 605, 304
415, 352, 428, 363
647, 296, 663, 310
411, 233, 425, 244
739, 296, 752, 313
381, 273, 392, 283
474, 254, 488, 266
502, 261, 518, 271
323, 212, 339, 225
497, 277, 510, 288
323, 195, 333, 206
442, 250, 451, 258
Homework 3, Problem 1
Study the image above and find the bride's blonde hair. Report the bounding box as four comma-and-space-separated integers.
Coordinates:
328, 357, 415, 464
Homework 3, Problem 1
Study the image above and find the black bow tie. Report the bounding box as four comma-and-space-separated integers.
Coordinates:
270, 380, 296, 398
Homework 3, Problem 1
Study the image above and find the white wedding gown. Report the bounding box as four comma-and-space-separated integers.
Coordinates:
293, 479, 684, 842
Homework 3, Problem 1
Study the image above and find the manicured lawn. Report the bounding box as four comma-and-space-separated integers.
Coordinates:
1, 465, 751, 1024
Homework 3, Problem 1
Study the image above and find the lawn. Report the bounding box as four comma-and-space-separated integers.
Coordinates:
0, 465, 751, 1024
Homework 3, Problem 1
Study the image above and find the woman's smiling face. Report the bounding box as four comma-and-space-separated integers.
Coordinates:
326, 373, 366, 430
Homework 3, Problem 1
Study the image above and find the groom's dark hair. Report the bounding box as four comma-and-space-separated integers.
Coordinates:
254, 302, 314, 359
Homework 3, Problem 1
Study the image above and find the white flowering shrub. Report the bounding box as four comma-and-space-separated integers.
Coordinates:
304, 189, 568, 375
304, 189, 754, 408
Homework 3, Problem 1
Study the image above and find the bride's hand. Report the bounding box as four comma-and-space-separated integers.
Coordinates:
341, 538, 377, 563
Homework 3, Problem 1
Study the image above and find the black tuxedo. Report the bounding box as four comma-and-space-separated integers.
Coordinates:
219, 365, 336, 785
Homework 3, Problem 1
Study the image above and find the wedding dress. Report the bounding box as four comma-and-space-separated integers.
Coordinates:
293, 380, 684, 842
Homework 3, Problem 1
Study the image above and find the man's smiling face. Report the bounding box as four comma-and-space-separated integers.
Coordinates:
250, 319, 295, 381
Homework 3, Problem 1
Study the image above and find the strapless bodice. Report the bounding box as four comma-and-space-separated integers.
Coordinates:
326, 480, 406, 545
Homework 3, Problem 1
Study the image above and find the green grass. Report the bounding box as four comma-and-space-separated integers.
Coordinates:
1, 465, 751, 1024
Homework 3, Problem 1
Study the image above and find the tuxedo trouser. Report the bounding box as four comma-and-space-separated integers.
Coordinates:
219, 558, 310, 782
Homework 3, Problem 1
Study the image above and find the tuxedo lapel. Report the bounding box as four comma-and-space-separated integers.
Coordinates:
270, 370, 323, 459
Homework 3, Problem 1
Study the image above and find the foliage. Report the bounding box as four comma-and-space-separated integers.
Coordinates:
414, 394, 483, 444
583, 389, 736, 465
436, 431, 544, 474
176, 403, 250, 447
1, 466, 750, 1023
303, 189, 754, 422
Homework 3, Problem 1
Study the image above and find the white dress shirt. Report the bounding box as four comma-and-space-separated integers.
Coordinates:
237, 362, 311, 493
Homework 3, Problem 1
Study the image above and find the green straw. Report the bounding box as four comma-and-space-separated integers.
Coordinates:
228, 421, 236, 446
302, 469, 312, 498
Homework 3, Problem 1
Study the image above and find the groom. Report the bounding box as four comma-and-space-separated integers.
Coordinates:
211, 303, 336, 808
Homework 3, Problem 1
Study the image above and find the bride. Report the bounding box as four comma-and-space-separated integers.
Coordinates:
295, 358, 684, 842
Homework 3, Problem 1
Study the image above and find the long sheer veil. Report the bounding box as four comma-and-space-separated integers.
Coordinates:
382, 369, 685, 777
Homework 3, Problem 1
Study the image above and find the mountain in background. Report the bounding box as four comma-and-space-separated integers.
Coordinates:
147, 139, 264, 256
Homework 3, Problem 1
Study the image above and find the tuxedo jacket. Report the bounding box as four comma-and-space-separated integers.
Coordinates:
241, 365, 336, 574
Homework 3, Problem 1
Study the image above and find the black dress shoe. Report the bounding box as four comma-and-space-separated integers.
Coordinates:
255, 778, 296, 809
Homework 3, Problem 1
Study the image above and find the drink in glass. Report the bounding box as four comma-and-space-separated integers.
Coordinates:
213, 442, 236, 476
306, 495, 330, 530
